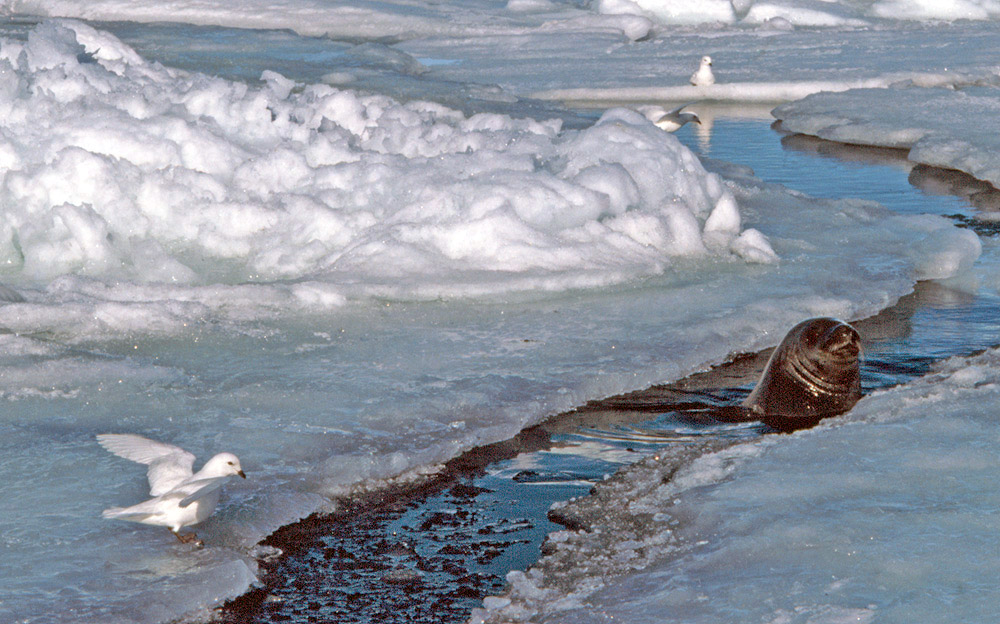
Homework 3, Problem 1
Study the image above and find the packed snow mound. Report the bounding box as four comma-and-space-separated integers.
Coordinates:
0, 21, 771, 299
774, 86, 1000, 188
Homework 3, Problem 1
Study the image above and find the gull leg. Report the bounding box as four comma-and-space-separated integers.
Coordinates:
171, 529, 204, 548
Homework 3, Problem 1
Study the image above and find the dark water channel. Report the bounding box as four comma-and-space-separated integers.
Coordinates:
220, 118, 1000, 623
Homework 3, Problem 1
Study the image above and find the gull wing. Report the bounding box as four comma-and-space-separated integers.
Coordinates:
146, 457, 199, 496
101, 499, 160, 521
176, 476, 231, 508
97, 433, 194, 465
97, 433, 196, 496
665, 102, 694, 116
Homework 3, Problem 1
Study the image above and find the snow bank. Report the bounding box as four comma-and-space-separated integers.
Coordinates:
774, 86, 1000, 188
0, 22, 768, 315
473, 346, 1000, 623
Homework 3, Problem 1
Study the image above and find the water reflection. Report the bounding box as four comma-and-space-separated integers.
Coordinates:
778, 131, 912, 171
909, 164, 1000, 213
657, 102, 776, 154
773, 126, 1000, 218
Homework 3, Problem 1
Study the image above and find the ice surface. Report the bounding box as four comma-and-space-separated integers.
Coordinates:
475, 347, 1000, 623
398, 22, 1000, 109
1, 0, 655, 41
13, 0, 1000, 109
9, 0, 1000, 37
775, 86, 1000, 188
871, 0, 1000, 20
602, 0, 1000, 25
0, 4, 996, 624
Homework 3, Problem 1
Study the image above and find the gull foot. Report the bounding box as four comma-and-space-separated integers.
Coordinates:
172, 530, 205, 548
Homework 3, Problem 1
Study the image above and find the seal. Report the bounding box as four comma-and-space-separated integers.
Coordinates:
743, 317, 862, 432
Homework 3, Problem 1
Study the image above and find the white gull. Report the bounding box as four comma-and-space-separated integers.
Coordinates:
642, 102, 702, 132
690, 55, 715, 86
98, 433, 246, 546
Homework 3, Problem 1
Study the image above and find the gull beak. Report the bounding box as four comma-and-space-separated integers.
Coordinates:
238, 469, 247, 479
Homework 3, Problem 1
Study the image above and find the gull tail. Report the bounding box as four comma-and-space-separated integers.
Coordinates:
102, 506, 153, 523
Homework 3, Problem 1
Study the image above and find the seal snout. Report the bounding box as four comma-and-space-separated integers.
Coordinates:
822, 323, 861, 359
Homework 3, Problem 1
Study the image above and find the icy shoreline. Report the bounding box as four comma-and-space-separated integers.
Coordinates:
0, 12, 997, 624
774, 86, 1000, 189
473, 345, 1000, 623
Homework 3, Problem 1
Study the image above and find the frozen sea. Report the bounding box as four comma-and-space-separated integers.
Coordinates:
0, 1, 999, 623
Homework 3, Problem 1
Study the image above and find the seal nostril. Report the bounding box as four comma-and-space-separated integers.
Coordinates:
823, 325, 861, 354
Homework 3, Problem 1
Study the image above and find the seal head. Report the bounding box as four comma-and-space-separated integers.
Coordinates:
743, 317, 862, 432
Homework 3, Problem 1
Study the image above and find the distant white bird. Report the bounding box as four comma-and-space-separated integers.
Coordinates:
646, 102, 702, 132
690, 55, 715, 86
98, 433, 246, 546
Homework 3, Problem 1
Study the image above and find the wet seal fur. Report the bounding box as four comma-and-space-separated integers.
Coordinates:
743, 317, 862, 432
